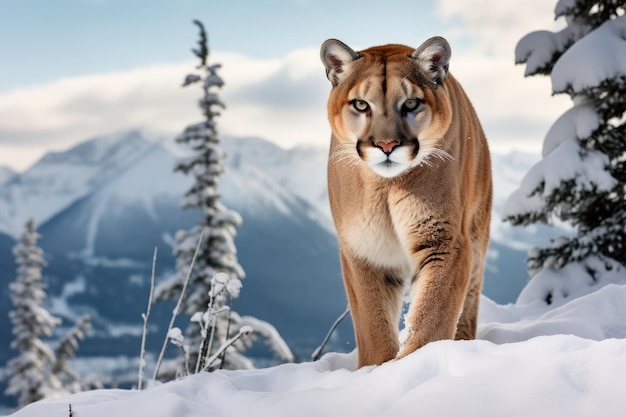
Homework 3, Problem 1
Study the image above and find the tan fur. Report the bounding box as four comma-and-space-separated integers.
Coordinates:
320, 37, 492, 367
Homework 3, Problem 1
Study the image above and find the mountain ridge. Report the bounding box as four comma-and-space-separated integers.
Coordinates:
0, 131, 349, 369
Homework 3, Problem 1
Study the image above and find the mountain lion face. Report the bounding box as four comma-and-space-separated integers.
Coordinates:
321, 38, 453, 178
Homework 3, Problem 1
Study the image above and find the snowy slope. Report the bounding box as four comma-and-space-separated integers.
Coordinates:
6, 281, 626, 417
0, 131, 156, 237
0, 134, 328, 243
221, 137, 332, 228
220, 139, 319, 220
45, 142, 193, 260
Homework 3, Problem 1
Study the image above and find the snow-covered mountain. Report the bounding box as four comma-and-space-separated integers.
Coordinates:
0, 131, 161, 238
0, 132, 348, 375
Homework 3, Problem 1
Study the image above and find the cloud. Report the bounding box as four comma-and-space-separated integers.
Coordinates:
0, 62, 197, 141
218, 48, 331, 147
0, 49, 332, 171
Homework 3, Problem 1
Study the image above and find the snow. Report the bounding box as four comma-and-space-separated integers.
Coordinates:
542, 101, 601, 156
480, 282, 626, 343
552, 15, 626, 93
166, 328, 184, 344
6, 272, 626, 417
501, 138, 617, 219
516, 255, 626, 306
514, 0, 615, 80
515, 27, 576, 75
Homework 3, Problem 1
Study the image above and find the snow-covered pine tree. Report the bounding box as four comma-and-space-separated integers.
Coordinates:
5, 219, 65, 407
503, 1, 626, 293
52, 314, 91, 394
155, 21, 292, 374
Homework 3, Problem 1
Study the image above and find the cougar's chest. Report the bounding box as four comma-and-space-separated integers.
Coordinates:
339, 189, 410, 270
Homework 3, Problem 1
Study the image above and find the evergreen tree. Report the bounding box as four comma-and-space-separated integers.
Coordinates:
52, 314, 91, 394
503, 1, 626, 280
155, 20, 283, 373
5, 219, 65, 407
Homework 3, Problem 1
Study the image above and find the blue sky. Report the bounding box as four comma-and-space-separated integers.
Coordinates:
0, 0, 570, 170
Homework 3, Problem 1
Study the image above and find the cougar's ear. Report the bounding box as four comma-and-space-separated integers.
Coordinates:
411, 36, 451, 85
320, 39, 360, 87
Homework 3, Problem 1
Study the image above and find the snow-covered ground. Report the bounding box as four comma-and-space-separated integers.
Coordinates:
6, 276, 626, 417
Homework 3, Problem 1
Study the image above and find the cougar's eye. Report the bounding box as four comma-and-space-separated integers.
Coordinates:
351, 99, 369, 113
402, 98, 422, 113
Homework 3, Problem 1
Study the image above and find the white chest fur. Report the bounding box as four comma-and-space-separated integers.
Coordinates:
342, 211, 410, 271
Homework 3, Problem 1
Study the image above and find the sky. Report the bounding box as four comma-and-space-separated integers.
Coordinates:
0, 0, 572, 171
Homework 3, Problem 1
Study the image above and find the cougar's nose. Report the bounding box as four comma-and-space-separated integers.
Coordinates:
375, 140, 400, 155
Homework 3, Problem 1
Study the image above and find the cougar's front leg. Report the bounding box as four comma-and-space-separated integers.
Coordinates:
397, 232, 472, 359
340, 250, 404, 367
